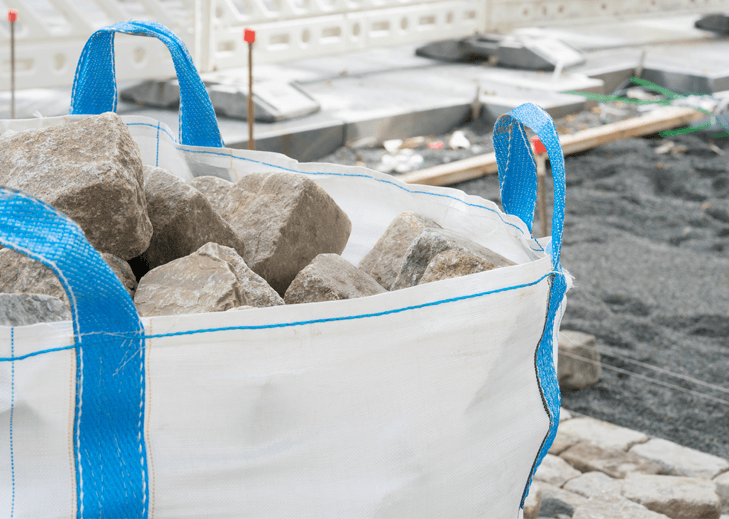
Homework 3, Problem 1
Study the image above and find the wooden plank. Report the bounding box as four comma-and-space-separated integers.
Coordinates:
401, 106, 705, 186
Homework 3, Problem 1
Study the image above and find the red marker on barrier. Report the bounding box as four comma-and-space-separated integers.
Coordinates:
244, 28, 256, 150
531, 136, 549, 237
8, 9, 17, 119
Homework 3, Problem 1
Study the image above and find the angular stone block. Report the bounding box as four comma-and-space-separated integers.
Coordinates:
558, 417, 648, 451
190, 175, 233, 216
564, 471, 623, 498
621, 474, 722, 519
391, 228, 515, 290
561, 442, 664, 479
359, 212, 442, 290
135, 242, 282, 317
558, 330, 601, 389
715, 471, 729, 513
0, 293, 71, 326
535, 454, 583, 487
284, 254, 386, 304
140, 166, 246, 270
573, 493, 672, 519
539, 483, 588, 517
524, 482, 542, 519
222, 172, 351, 295
550, 429, 581, 455
0, 113, 152, 259
418, 247, 507, 285
629, 439, 729, 479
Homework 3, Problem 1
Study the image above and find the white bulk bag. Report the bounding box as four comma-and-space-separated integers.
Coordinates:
0, 21, 570, 519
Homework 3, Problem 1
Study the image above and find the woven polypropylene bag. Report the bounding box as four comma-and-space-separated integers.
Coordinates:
0, 21, 570, 519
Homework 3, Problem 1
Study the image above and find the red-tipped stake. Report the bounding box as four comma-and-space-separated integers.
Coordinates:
244, 28, 256, 150
8, 10, 17, 119
531, 136, 549, 238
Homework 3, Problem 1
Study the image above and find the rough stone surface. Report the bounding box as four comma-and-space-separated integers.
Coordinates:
197, 243, 283, 308
621, 474, 722, 519
0, 293, 71, 326
560, 408, 573, 422
390, 228, 515, 290
140, 166, 246, 270
558, 330, 601, 389
524, 482, 542, 519
359, 212, 442, 290
564, 471, 623, 498
135, 242, 282, 316
629, 439, 729, 479
535, 454, 582, 488
573, 493, 672, 519
284, 254, 386, 304
221, 172, 351, 295
549, 429, 580, 456
558, 417, 649, 451
715, 471, 729, 513
561, 442, 664, 479
0, 113, 152, 259
539, 483, 588, 517
190, 175, 233, 216
100, 252, 137, 298
417, 247, 505, 285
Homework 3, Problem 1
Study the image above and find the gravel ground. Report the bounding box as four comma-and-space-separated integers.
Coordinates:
323, 110, 729, 459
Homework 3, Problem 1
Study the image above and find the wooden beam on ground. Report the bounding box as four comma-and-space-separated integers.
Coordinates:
400, 106, 705, 186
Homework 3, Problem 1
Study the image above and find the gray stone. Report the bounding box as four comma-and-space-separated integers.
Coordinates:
0, 248, 137, 303
359, 212, 442, 290
135, 242, 282, 317
221, 172, 351, 295
417, 247, 507, 285
549, 429, 580, 456
539, 483, 588, 517
140, 166, 246, 270
196, 243, 283, 308
558, 417, 648, 451
573, 493, 672, 519
629, 439, 729, 479
560, 408, 573, 422
561, 442, 664, 479
524, 482, 543, 519
714, 471, 729, 513
558, 330, 600, 389
391, 228, 515, 290
0, 293, 71, 326
0, 113, 152, 260
564, 471, 623, 498
284, 254, 386, 304
621, 474, 721, 519
535, 454, 582, 488
190, 175, 233, 216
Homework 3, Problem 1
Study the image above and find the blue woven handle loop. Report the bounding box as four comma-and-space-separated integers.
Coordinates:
494, 103, 566, 269
70, 20, 223, 148
0, 188, 149, 519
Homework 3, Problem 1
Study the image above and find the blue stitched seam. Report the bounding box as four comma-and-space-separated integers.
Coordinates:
0, 273, 550, 362
9, 328, 15, 519
155, 122, 160, 167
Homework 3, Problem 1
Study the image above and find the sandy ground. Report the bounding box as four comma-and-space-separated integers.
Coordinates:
322, 115, 729, 459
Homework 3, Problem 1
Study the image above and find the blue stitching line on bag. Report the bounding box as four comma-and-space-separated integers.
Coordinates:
0, 273, 551, 362
9, 328, 15, 519
155, 123, 160, 167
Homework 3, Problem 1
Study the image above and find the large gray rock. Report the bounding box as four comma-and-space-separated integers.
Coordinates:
573, 493, 672, 519
284, 254, 386, 305
629, 439, 729, 479
715, 471, 729, 513
391, 228, 515, 290
558, 417, 648, 451
135, 242, 282, 317
535, 454, 582, 488
0, 293, 71, 326
0, 113, 152, 260
561, 442, 664, 479
359, 212, 442, 290
190, 175, 233, 216
558, 330, 601, 389
140, 166, 246, 270
549, 429, 580, 455
0, 248, 136, 303
564, 471, 623, 498
418, 247, 508, 285
221, 172, 351, 295
621, 474, 722, 519
524, 482, 542, 519
539, 483, 588, 517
